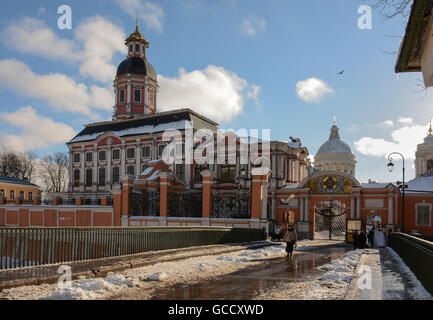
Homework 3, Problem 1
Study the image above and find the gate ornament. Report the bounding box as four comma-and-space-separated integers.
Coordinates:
309, 176, 353, 194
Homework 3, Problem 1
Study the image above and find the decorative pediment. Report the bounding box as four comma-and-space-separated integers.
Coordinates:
308, 175, 354, 194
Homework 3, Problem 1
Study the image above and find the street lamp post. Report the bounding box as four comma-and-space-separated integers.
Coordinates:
387, 152, 405, 233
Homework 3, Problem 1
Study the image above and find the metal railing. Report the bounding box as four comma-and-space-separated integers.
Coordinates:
0, 227, 266, 270
388, 232, 433, 295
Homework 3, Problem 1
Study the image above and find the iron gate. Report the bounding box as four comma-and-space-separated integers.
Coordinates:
211, 190, 251, 219
168, 192, 202, 217
314, 200, 347, 240
130, 191, 160, 217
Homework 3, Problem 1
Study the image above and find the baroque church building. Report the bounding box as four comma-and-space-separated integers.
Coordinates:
65, 21, 310, 203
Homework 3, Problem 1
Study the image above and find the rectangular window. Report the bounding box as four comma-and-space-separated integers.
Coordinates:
176, 164, 185, 181
74, 169, 80, 187
149, 92, 154, 107
112, 167, 120, 184
119, 89, 125, 103
417, 205, 431, 226
220, 165, 236, 182
0, 189, 4, 197
129, 44, 133, 53
86, 169, 93, 186
127, 148, 135, 159
28, 192, 33, 201
158, 145, 166, 158
142, 146, 151, 158
86, 152, 93, 162
127, 165, 135, 176
176, 143, 184, 158
74, 153, 80, 163
135, 89, 141, 102
10, 190, 15, 200
20, 191, 24, 199
99, 151, 106, 161
135, 43, 140, 52
112, 149, 120, 160
99, 167, 106, 186
194, 165, 208, 182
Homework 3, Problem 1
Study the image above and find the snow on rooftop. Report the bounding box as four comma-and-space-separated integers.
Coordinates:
70, 120, 192, 143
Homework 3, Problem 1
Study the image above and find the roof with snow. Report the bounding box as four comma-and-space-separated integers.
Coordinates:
0, 176, 39, 187
68, 109, 219, 144
406, 171, 433, 194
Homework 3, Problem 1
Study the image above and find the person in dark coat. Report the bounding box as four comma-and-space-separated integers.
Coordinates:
367, 229, 375, 248
283, 224, 297, 260
353, 231, 359, 250
358, 231, 367, 249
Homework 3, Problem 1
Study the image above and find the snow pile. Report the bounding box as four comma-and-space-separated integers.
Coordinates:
385, 248, 432, 300
145, 272, 168, 282
42, 274, 137, 300
318, 249, 364, 284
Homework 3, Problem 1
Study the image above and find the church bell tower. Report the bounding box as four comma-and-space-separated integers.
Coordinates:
113, 17, 159, 120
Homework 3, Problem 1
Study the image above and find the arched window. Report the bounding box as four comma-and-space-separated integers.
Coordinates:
427, 159, 433, 172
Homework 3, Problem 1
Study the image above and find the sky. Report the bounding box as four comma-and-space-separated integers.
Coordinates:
0, 0, 432, 184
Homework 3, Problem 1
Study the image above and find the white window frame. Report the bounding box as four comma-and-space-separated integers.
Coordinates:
112, 149, 121, 162
415, 203, 432, 227
142, 145, 151, 159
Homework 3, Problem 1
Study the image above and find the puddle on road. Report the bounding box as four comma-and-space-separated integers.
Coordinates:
150, 245, 352, 300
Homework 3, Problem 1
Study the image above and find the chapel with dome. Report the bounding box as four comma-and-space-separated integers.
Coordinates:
314, 122, 357, 176
415, 123, 433, 177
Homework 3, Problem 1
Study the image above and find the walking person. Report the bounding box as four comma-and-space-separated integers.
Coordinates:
283, 224, 297, 260
353, 231, 359, 250
358, 231, 367, 249
367, 228, 375, 248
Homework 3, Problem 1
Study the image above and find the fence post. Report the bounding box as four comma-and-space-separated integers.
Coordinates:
201, 171, 216, 224
121, 175, 134, 226
158, 172, 171, 225
112, 185, 122, 226
251, 168, 271, 234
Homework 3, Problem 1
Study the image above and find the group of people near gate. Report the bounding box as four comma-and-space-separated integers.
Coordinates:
353, 227, 386, 249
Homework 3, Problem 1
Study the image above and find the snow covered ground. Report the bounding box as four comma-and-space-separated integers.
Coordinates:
1, 242, 291, 300
5, 241, 427, 301
257, 249, 364, 300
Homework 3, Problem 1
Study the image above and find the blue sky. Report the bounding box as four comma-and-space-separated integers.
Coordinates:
0, 0, 431, 183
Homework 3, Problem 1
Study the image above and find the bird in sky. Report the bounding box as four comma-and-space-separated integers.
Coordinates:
337, 70, 344, 75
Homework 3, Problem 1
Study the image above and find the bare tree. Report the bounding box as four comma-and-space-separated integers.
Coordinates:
39, 152, 69, 193
370, 0, 413, 19
0, 148, 37, 182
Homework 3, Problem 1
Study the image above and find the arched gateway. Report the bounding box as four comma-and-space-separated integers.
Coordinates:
298, 172, 361, 241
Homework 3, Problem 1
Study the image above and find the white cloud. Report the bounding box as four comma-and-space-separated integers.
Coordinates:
0, 106, 76, 152
114, 0, 165, 33
0, 59, 112, 116
241, 16, 267, 37
354, 121, 430, 160
381, 120, 394, 127
1, 16, 126, 83
158, 65, 259, 123
247, 84, 262, 109
296, 78, 333, 103
398, 117, 413, 125
1, 17, 80, 61
75, 16, 126, 83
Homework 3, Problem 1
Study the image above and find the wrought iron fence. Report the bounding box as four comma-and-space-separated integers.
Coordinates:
130, 191, 160, 217
211, 190, 251, 219
388, 232, 433, 295
0, 226, 266, 270
168, 192, 202, 218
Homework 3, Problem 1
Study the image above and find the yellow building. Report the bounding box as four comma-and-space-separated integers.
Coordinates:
0, 176, 41, 203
